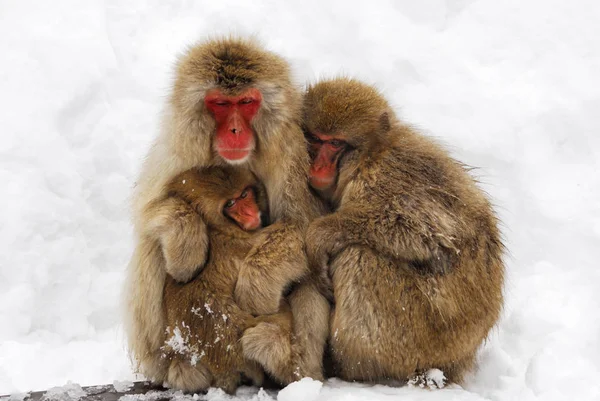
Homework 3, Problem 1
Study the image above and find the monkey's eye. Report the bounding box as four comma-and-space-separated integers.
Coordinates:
240, 189, 249, 199
224, 199, 236, 209
239, 98, 253, 105
214, 101, 229, 106
306, 134, 321, 144
329, 140, 344, 148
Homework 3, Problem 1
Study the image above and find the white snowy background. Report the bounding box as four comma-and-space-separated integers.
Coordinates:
1, 0, 599, 400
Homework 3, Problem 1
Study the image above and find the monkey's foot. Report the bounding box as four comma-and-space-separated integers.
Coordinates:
213, 374, 242, 395
407, 369, 446, 389
242, 361, 265, 387
242, 322, 294, 384
166, 359, 212, 393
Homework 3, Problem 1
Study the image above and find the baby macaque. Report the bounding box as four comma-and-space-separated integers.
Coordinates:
161, 166, 291, 394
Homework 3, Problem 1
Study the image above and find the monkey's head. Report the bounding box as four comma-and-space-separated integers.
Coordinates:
172, 37, 302, 165
169, 167, 267, 232
303, 78, 394, 194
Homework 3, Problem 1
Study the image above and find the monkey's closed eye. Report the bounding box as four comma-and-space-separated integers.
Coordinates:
329, 140, 344, 148
239, 98, 253, 105
306, 133, 321, 144
224, 199, 236, 209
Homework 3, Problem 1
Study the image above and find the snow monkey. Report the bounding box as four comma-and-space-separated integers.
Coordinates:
244, 78, 505, 384
162, 166, 293, 394
123, 37, 329, 385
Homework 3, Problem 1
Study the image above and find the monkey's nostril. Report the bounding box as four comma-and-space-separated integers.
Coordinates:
231, 128, 238, 134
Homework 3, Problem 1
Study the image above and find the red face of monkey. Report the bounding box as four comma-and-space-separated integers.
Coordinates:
223, 186, 262, 231
205, 88, 263, 164
306, 132, 348, 191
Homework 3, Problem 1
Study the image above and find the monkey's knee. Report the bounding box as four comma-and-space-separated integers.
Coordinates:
166, 358, 212, 393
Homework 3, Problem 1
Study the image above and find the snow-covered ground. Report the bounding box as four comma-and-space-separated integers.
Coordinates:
1, 0, 599, 400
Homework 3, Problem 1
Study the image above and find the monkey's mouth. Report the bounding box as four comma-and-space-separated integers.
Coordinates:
242, 212, 262, 231
219, 148, 253, 162
309, 175, 336, 190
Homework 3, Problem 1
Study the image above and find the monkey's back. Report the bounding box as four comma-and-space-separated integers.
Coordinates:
330, 131, 504, 383
162, 230, 257, 384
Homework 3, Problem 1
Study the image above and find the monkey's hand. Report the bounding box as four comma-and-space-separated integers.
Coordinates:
305, 216, 346, 281
235, 223, 308, 315
146, 197, 209, 283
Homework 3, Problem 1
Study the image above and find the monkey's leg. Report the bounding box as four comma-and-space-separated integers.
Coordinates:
125, 239, 169, 383
166, 357, 212, 393
145, 197, 209, 282
235, 223, 309, 315
242, 281, 329, 384
288, 281, 329, 381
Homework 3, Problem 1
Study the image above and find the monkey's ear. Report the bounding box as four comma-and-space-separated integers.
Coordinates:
379, 112, 391, 132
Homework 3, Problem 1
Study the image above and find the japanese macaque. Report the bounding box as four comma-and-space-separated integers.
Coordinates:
305, 78, 505, 384
162, 166, 292, 394
246, 78, 505, 384
123, 37, 329, 385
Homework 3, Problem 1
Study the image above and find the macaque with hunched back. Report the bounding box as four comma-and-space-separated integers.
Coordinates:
123, 37, 329, 385
162, 166, 293, 394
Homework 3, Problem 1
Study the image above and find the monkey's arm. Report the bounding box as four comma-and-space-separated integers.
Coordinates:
235, 221, 309, 315
144, 196, 209, 282
306, 207, 458, 277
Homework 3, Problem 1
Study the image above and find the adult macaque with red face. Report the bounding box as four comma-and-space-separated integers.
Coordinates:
123, 38, 329, 386
304, 78, 505, 384
204, 88, 262, 163
307, 134, 348, 192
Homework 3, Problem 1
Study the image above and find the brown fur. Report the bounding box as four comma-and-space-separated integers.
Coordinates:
161, 166, 291, 394
123, 37, 329, 385
247, 78, 505, 384
305, 78, 505, 383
